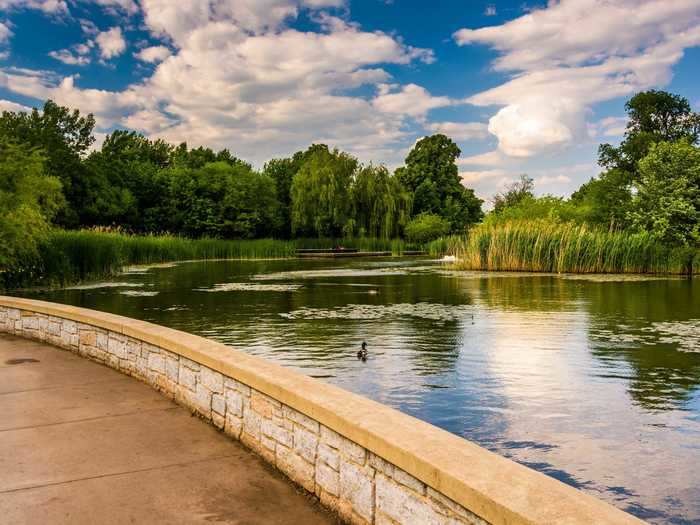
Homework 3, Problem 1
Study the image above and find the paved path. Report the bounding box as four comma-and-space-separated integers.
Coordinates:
0, 334, 337, 524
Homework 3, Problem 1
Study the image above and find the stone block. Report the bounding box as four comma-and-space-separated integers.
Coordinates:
224, 413, 243, 438
277, 445, 315, 493
376, 474, 442, 525
339, 435, 366, 465
293, 425, 318, 463
251, 391, 278, 418
225, 388, 243, 417
79, 330, 97, 347
393, 466, 426, 495
339, 459, 375, 523
369, 453, 394, 477
108, 335, 128, 359
318, 443, 340, 471
212, 393, 226, 416
316, 461, 340, 496
283, 405, 319, 433
427, 488, 487, 525
200, 367, 224, 393
179, 364, 197, 391
148, 352, 166, 374
320, 425, 343, 449
165, 355, 179, 382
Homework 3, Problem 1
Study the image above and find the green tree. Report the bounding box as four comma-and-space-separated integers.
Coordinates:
574, 90, 700, 228
404, 213, 451, 243
396, 134, 482, 231
492, 175, 534, 214
165, 162, 280, 238
350, 164, 412, 238
0, 100, 95, 227
628, 141, 699, 251
0, 140, 63, 275
290, 145, 357, 237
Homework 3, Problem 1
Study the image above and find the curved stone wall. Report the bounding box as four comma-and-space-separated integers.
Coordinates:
0, 296, 642, 525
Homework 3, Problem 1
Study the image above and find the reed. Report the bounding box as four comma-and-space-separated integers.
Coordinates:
1, 230, 425, 289
448, 221, 697, 274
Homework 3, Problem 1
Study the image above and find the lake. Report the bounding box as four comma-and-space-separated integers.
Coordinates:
21, 257, 700, 524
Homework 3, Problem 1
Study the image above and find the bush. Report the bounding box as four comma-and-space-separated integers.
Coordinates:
404, 213, 451, 243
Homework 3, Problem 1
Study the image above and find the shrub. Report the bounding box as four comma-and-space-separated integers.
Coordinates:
404, 213, 451, 244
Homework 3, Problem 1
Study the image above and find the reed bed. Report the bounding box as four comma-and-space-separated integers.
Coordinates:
2, 230, 424, 289
449, 221, 697, 274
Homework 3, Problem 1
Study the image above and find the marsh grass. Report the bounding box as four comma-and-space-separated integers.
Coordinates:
2, 230, 423, 289
449, 221, 697, 274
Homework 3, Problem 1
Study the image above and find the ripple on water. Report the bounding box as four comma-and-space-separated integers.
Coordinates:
593, 319, 700, 353
119, 290, 160, 297
197, 283, 303, 292
65, 282, 144, 290
252, 268, 407, 280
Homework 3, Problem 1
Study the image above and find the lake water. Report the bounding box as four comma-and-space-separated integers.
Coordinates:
21, 258, 700, 524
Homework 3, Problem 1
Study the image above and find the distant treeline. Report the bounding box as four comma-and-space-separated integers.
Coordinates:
1, 89, 698, 286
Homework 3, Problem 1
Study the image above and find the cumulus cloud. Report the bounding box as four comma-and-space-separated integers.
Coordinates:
373, 84, 452, 120
134, 45, 171, 63
95, 27, 126, 59
0, 98, 30, 112
0, 2, 439, 166
0, 0, 67, 13
425, 121, 488, 140
49, 48, 91, 65
454, 0, 700, 158
0, 22, 12, 44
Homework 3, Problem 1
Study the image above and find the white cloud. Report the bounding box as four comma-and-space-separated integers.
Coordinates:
484, 4, 496, 16
454, 0, 700, 158
95, 27, 126, 59
0, 5, 439, 167
425, 121, 488, 140
90, 0, 139, 15
0, 98, 30, 112
49, 48, 91, 65
536, 174, 571, 185
460, 169, 506, 184
373, 83, 452, 119
0, 22, 12, 45
589, 116, 627, 137
458, 149, 504, 166
134, 45, 171, 63
0, 0, 67, 13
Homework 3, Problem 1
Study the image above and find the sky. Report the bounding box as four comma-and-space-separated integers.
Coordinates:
0, 0, 699, 200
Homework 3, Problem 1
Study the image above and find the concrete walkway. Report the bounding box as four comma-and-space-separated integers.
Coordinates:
0, 334, 337, 524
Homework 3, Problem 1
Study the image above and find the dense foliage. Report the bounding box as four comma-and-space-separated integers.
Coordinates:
1, 88, 698, 286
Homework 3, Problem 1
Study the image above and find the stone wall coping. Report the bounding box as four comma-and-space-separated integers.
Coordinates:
0, 296, 643, 525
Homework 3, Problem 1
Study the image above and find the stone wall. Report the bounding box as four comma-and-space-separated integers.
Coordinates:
0, 298, 643, 525
0, 305, 484, 525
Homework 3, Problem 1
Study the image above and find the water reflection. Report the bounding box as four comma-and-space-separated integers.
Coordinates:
18, 259, 700, 524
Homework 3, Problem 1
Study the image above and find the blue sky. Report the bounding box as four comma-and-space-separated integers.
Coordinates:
1, 0, 699, 200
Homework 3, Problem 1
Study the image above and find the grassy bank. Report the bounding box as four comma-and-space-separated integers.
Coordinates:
1, 230, 424, 290
447, 221, 698, 274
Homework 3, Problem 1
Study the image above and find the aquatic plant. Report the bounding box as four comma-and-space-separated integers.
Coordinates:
448, 221, 698, 274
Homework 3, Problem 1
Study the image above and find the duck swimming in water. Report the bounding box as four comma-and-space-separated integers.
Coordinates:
357, 341, 368, 361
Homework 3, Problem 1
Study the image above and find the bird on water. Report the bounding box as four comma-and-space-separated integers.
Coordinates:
357, 341, 368, 361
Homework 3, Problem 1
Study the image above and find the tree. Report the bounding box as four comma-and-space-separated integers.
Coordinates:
350, 164, 412, 238
404, 213, 451, 243
628, 141, 700, 250
492, 175, 534, 214
0, 100, 95, 227
574, 91, 700, 228
290, 145, 357, 237
165, 162, 281, 239
0, 140, 63, 275
396, 134, 482, 231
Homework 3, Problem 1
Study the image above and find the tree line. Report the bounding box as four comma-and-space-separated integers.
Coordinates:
1, 90, 698, 275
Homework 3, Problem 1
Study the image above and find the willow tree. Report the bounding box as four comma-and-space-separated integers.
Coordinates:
350, 164, 412, 238
290, 145, 357, 237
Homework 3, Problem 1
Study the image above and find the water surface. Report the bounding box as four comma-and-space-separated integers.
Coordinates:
22, 258, 700, 524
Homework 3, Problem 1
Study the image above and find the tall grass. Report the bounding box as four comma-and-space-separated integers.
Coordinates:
3, 230, 297, 289
448, 221, 697, 274
1, 230, 426, 289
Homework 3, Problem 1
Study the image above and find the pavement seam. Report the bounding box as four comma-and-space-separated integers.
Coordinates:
0, 405, 178, 433
0, 377, 129, 396
0, 454, 242, 494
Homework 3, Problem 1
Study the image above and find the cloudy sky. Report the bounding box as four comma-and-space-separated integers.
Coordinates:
1, 0, 699, 199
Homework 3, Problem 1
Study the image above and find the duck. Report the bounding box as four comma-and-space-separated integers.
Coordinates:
357, 341, 368, 361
